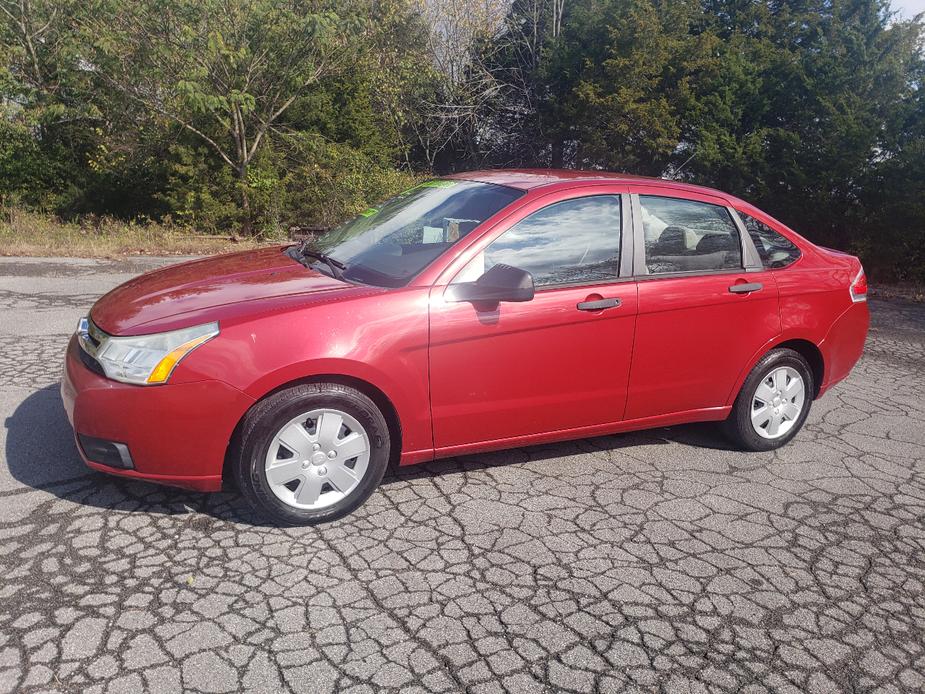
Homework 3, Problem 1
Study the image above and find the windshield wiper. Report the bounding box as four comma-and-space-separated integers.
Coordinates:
286, 243, 346, 280
301, 249, 346, 280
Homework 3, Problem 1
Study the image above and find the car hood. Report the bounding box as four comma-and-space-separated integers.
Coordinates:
91, 246, 369, 335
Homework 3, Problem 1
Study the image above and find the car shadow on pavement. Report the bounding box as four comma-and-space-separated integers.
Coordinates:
380, 420, 736, 487
5, 384, 735, 524
3, 384, 267, 525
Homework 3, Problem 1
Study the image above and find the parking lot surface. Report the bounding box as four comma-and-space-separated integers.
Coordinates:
1, 256, 923, 693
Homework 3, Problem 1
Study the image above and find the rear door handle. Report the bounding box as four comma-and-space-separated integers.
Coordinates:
729, 282, 763, 294
577, 297, 621, 311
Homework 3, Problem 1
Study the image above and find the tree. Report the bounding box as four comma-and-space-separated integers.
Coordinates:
684, 0, 925, 258
467, 0, 713, 172
81, 0, 364, 233
462, 0, 924, 281
394, 0, 507, 169
0, 0, 103, 210
853, 18, 925, 281
467, 0, 570, 168
0, 0, 91, 102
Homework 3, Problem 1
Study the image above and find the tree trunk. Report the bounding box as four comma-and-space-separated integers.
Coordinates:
551, 138, 564, 168
238, 166, 254, 236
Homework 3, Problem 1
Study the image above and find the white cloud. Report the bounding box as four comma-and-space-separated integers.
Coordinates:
891, 0, 925, 18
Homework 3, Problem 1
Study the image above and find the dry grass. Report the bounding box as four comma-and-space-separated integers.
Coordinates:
0, 209, 276, 258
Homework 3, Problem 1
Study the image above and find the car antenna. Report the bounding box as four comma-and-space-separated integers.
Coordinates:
674, 148, 697, 177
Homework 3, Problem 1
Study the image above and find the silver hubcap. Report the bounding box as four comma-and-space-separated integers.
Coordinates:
265, 408, 370, 510
751, 366, 805, 439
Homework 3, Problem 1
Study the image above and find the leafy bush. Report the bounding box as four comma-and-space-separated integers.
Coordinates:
278, 134, 421, 230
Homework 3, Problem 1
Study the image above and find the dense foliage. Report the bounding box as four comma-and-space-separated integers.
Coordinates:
1, 0, 922, 280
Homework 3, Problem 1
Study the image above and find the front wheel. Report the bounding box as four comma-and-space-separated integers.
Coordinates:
232, 383, 391, 525
723, 348, 814, 451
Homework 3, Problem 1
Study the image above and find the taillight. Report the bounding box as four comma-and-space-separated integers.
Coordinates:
850, 268, 867, 302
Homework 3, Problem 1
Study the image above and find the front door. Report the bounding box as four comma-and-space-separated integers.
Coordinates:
428, 192, 638, 452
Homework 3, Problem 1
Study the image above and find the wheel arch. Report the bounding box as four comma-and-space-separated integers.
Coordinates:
728, 336, 825, 407
222, 373, 404, 488
775, 338, 824, 398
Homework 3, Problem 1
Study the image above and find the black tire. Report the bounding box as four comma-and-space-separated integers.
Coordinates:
232, 383, 390, 526
722, 348, 814, 452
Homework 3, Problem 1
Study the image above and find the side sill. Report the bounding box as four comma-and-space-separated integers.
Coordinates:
420, 406, 732, 463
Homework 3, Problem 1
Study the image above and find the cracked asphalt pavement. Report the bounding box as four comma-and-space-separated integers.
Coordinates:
1, 256, 924, 693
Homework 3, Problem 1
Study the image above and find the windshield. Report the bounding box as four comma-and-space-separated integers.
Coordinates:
306, 180, 524, 287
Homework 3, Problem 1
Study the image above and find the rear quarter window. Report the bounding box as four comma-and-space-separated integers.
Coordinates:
739, 212, 801, 269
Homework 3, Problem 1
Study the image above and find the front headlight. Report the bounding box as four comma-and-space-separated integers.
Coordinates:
79, 319, 219, 385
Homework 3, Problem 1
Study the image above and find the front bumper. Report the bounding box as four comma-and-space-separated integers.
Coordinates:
62, 335, 255, 491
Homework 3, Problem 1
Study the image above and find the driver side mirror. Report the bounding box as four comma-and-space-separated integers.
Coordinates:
444, 263, 535, 304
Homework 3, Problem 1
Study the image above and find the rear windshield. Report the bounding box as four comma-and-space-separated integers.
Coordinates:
310, 180, 524, 287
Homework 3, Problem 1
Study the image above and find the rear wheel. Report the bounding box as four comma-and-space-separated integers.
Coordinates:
233, 383, 390, 525
723, 348, 814, 451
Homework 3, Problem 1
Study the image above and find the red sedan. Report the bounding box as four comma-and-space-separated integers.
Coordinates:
61, 170, 869, 525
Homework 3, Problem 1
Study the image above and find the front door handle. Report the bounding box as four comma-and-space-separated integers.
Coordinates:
577, 297, 621, 311
729, 282, 763, 294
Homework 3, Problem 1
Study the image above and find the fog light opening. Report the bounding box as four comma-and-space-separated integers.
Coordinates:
77, 434, 135, 470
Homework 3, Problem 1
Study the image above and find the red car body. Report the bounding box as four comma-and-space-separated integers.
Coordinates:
61, 170, 869, 492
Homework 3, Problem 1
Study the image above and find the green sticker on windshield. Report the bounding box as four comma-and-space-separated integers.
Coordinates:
359, 207, 378, 217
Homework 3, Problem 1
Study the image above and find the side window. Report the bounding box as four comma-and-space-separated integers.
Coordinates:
455, 195, 621, 287
738, 212, 801, 268
640, 195, 742, 274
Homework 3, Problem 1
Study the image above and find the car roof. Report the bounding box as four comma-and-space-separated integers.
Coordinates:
444, 168, 733, 201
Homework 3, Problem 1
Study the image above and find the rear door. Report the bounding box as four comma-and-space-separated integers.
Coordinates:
624, 189, 781, 420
